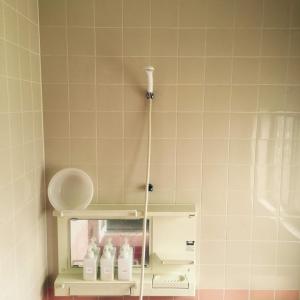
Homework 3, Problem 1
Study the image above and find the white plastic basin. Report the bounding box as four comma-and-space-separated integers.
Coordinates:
48, 168, 94, 211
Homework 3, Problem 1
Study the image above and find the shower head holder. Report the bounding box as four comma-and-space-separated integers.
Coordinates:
146, 91, 154, 100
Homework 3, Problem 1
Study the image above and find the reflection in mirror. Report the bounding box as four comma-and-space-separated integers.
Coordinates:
70, 219, 149, 267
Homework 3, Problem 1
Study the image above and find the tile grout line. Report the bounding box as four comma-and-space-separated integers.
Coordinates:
38, 24, 300, 30
93, 0, 99, 206
36, 80, 300, 87
274, 0, 295, 298
38, 53, 300, 59
173, 0, 180, 206
34, 0, 50, 296
41, 109, 300, 114
198, 0, 208, 295
149, 0, 152, 207
65, 0, 72, 172
15, 0, 30, 294
122, 0, 125, 205
249, 0, 267, 297
63, 2, 76, 296
223, 1, 237, 298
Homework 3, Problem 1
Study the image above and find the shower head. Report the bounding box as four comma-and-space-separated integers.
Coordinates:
145, 66, 154, 99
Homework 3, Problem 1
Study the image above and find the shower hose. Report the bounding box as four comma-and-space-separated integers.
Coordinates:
139, 98, 152, 300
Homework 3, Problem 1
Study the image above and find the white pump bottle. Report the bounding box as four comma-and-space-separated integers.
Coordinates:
100, 240, 115, 281
118, 238, 133, 281
83, 246, 97, 281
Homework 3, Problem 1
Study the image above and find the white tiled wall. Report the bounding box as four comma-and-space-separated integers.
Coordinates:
38, 0, 300, 291
0, 0, 47, 299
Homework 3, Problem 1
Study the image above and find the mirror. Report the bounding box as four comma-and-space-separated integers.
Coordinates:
70, 219, 150, 267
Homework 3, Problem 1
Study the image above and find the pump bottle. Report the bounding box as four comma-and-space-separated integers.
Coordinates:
118, 238, 133, 281
100, 240, 115, 281
83, 246, 97, 281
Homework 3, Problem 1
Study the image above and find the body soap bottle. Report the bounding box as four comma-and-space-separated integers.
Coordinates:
83, 247, 97, 281
118, 239, 133, 281
100, 241, 115, 281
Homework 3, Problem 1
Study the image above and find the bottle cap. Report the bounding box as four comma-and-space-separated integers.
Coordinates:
105, 238, 114, 250
119, 238, 131, 258
102, 246, 112, 258
86, 246, 95, 258
122, 238, 130, 251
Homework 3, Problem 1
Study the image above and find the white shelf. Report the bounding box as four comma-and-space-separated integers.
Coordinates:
54, 272, 195, 297
53, 204, 197, 297
53, 204, 196, 219
55, 273, 136, 296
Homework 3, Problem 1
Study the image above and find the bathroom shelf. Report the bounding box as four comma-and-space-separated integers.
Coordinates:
54, 272, 195, 297
53, 204, 196, 219
54, 273, 136, 296
53, 204, 196, 297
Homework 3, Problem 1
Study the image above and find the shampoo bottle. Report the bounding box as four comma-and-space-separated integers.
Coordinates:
117, 238, 133, 281
83, 246, 97, 281
100, 243, 115, 281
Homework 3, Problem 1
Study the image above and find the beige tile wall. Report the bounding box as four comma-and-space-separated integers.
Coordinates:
0, 0, 47, 299
39, 0, 300, 290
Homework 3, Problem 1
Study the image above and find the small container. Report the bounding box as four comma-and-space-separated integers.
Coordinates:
118, 239, 133, 281
83, 247, 97, 281
100, 241, 115, 281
